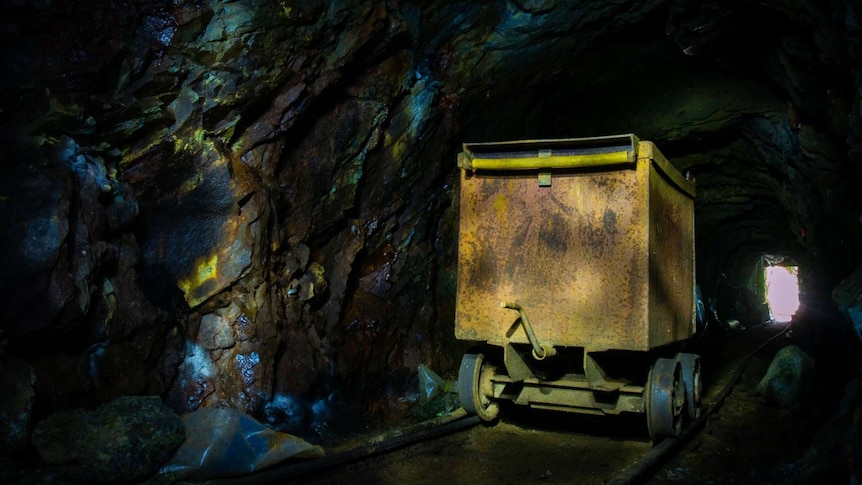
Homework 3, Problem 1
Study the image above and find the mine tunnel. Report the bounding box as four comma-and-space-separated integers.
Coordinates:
1, 0, 862, 483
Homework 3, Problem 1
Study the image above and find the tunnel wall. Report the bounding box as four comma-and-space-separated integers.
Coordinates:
1, 0, 862, 442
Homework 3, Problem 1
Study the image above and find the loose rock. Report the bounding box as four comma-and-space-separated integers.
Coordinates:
756, 345, 816, 409
31, 396, 184, 484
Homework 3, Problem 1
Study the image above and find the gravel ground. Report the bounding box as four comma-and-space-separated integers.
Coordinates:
232, 321, 840, 485
649, 321, 842, 485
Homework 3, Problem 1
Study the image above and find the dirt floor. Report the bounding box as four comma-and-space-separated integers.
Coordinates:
222, 321, 848, 485
649, 322, 845, 484
287, 411, 653, 485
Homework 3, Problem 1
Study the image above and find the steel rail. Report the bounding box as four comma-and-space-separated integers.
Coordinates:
201, 323, 788, 485
605, 323, 792, 485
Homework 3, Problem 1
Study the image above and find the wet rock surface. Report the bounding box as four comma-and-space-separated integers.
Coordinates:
1, 0, 862, 476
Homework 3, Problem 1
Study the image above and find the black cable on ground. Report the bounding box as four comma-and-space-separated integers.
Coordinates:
606, 323, 791, 485
202, 409, 482, 485
200, 323, 788, 485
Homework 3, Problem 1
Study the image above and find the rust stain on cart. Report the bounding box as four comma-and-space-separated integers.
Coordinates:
455, 135, 696, 353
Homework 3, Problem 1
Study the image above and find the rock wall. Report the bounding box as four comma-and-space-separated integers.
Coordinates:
1, 0, 467, 434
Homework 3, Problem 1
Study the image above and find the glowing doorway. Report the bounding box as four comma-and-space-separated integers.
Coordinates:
765, 265, 799, 322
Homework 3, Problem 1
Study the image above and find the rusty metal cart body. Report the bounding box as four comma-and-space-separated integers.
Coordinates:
455, 134, 700, 440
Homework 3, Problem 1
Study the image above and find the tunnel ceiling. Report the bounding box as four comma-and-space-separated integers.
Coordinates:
452, 1, 862, 293
1, 0, 861, 433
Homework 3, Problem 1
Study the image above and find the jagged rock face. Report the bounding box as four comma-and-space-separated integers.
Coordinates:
1, 0, 861, 435
1, 0, 468, 427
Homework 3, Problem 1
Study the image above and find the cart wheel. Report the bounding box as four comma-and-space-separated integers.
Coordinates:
646, 357, 685, 441
458, 352, 499, 421
675, 352, 702, 422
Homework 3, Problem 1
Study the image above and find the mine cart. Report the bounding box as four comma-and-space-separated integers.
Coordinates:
455, 134, 700, 441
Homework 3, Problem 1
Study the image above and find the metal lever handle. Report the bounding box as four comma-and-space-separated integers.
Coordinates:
500, 302, 557, 360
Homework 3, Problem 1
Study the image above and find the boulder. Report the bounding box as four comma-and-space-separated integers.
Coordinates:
31, 396, 184, 483
756, 345, 816, 409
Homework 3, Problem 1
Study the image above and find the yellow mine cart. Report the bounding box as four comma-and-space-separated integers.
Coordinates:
455, 134, 700, 441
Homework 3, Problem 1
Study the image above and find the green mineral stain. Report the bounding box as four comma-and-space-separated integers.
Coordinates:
173, 127, 211, 154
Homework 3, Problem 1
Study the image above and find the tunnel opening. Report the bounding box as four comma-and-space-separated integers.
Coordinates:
765, 262, 800, 323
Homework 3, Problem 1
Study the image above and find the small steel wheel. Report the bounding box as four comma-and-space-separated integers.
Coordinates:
645, 357, 685, 441
675, 352, 702, 422
458, 352, 499, 421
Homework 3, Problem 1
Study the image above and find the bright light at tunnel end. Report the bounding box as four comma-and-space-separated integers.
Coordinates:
765, 265, 800, 322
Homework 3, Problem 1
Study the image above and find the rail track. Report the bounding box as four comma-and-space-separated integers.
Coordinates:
203, 321, 790, 485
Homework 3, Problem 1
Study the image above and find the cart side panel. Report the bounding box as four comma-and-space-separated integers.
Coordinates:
647, 154, 696, 348
455, 164, 651, 352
